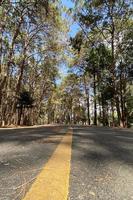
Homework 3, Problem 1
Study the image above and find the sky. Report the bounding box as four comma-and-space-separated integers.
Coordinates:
57, 0, 79, 83
62, 0, 79, 37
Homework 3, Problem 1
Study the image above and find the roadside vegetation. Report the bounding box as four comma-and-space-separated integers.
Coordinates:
0, 0, 133, 127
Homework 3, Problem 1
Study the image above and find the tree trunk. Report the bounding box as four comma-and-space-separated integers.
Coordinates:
83, 75, 90, 125
10, 52, 27, 125
111, 100, 115, 126
93, 72, 97, 125
18, 106, 23, 125
115, 95, 122, 127
119, 64, 127, 128
101, 95, 106, 126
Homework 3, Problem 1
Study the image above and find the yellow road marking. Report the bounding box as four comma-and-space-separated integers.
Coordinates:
23, 130, 73, 200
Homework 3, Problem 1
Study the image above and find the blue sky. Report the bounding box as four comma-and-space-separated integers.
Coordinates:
62, 0, 79, 37
62, 0, 74, 8
57, 0, 79, 82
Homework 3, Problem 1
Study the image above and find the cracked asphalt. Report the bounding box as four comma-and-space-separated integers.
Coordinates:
0, 126, 133, 200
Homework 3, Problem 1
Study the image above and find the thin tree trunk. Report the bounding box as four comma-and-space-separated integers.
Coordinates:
101, 95, 106, 126
115, 95, 122, 127
119, 64, 127, 128
83, 75, 90, 125
93, 72, 97, 125
111, 100, 115, 126
18, 106, 23, 125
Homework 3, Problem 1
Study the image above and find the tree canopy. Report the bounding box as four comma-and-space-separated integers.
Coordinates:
0, 0, 132, 127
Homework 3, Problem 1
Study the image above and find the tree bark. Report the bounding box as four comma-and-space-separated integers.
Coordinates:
111, 100, 115, 127
93, 72, 97, 125
83, 75, 90, 125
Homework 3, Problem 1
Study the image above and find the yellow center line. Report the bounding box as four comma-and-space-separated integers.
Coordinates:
22, 129, 73, 200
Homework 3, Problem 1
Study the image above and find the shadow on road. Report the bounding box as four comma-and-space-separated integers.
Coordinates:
72, 127, 133, 166
0, 126, 68, 144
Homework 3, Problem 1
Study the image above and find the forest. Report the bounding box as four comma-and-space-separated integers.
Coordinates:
0, 0, 133, 128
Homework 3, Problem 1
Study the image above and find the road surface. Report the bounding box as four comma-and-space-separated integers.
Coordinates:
0, 126, 133, 200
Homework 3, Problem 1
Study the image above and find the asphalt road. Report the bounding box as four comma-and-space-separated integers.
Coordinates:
0, 126, 133, 200
69, 127, 133, 200
0, 126, 68, 200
